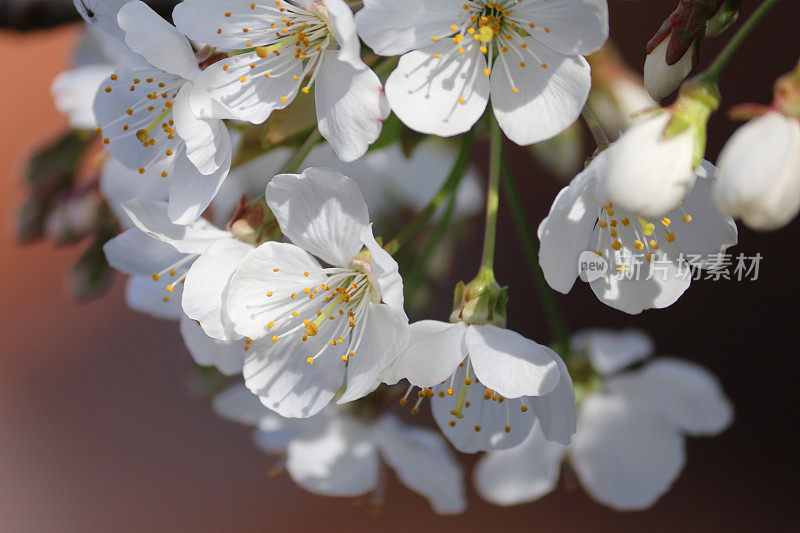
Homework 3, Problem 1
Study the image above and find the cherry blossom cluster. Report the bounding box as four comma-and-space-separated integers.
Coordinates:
25, 0, 796, 515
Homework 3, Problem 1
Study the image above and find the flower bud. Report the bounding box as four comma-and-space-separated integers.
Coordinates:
45, 191, 105, 246
644, 0, 727, 100
70, 236, 114, 301
227, 197, 281, 245
713, 111, 800, 231
705, 0, 740, 37
600, 79, 719, 218
449, 272, 508, 328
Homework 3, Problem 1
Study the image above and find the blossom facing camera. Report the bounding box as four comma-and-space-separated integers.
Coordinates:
713, 111, 800, 231
92, 1, 233, 224
474, 329, 733, 511
172, 0, 389, 162
225, 168, 409, 418
357, 0, 608, 146
538, 150, 737, 314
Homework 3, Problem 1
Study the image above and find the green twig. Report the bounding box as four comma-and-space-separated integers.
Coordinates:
479, 115, 503, 274
281, 128, 323, 174
384, 131, 475, 255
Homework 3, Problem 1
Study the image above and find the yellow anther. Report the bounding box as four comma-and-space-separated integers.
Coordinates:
661, 217, 672, 227
682, 214, 693, 223
634, 240, 645, 250
665, 231, 676, 243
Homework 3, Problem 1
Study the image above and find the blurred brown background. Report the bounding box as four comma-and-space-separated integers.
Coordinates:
1, 1, 798, 531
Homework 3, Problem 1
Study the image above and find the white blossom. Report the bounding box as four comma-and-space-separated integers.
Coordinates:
357, 0, 608, 145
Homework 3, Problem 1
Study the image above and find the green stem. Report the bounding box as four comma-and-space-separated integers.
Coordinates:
581, 105, 609, 147
479, 115, 502, 274
499, 155, 571, 353
701, 0, 782, 83
384, 130, 475, 255
281, 128, 322, 174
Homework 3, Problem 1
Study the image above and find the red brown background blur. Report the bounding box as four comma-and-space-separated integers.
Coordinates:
1, 1, 798, 531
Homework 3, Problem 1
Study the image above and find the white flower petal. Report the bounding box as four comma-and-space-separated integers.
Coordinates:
253, 414, 315, 455
474, 422, 566, 506
644, 37, 695, 101
243, 333, 346, 419
315, 52, 389, 162
571, 394, 686, 511
121, 199, 230, 254
382, 321, 467, 388
713, 112, 800, 231
338, 302, 410, 403
182, 238, 252, 341
226, 241, 323, 340
355, 0, 465, 56
323, 0, 363, 67
537, 153, 603, 294
588, 251, 691, 314
100, 157, 170, 227
188, 51, 302, 123
117, 1, 199, 81
373, 414, 467, 515
601, 112, 696, 218
526, 356, 577, 445
73, 0, 133, 43
125, 276, 183, 320
172, 82, 232, 175
491, 39, 590, 146
103, 227, 185, 276
607, 358, 734, 436
266, 168, 371, 267
167, 149, 232, 225
466, 325, 561, 399
512, 0, 609, 56
386, 40, 489, 138
360, 226, 405, 314
431, 362, 536, 453
52, 64, 114, 129
180, 316, 245, 375
212, 382, 270, 425
286, 415, 379, 496
571, 328, 654, 375
172, 0, 283, 50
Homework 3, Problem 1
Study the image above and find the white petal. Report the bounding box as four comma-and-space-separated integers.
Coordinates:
315, 52, 389, 162
491, 39, 590, 146
323, 0, 363, 68
431, 362, 536, 453
167, 149, 232, 225
386, 40, 489, 138
373, 414, 467, 515
571, 394, 686, 511
355, 0, 465, 56
474, 422, 566, 506
125, 276, 183, 320
73, 0, 133, 43
713, 112, 800, 231
570, 328, 654, 375
52, 64, 114, 129
173, 82, 232, 175
338, 302, 410, 403
601, 113, 696, 218
607, 358, 734, 436
526, 356, 577, 445
665, 161, 738, 262
180, 316, 245, 375
121, 199, 230, 254
382, 321, 467, 388
104, 227, 185, 276
286, 415, 379, 496
360, 226, 405, 314
211, 382, 270, 425
466, 325, 561, 398
117, 1, 199, 81
644, 37, 695, 101
182, 238, 252, 341
512, 0, 609, 56
100, 157, 170, 227
188, 51, 302, 123
172, 0, 283, 50
266, 168, 370, 266
537, 153, 602, 294
243, 333, 346, 418
226, 241, 323, 340
588, 251, 691, 314
253, 414, 315, 455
